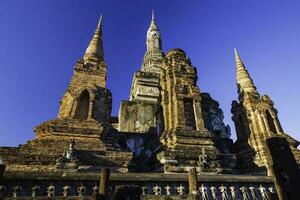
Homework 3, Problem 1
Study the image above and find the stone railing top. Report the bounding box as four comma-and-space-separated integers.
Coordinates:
2, 172, 273, 183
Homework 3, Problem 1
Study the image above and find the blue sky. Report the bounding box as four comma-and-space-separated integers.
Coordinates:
0, 0, 299, 146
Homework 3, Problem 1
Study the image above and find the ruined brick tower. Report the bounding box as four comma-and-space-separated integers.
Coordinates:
118, 11, 163, 133
0, 16, 132, 173
231, 49, 300, 174
58, 15, 111, 122
157, 49, 235, 173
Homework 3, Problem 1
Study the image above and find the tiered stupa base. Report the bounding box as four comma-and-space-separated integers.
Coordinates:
157, 128, 235, 173
0, 118, 132, 173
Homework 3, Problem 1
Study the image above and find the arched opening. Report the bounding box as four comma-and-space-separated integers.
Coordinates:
183, 98, 196, 130
266, 110, 277, 134
180, 66, 186, 73
74, 90, 90, 120
182, 85, 189, 95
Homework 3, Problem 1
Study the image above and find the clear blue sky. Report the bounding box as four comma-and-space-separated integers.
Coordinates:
0, 0, 299, 146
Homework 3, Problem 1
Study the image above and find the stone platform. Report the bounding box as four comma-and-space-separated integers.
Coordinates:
0, 118, 132, 173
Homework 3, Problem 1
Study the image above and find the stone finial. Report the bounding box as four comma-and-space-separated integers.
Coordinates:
234, 48, 259, 100
152, 9, 155, 21
234, 48, 240, 62
139, 10, 163, 73
146, 10, 161, 51
98, 14, 103, 28
149, 10, 157, 28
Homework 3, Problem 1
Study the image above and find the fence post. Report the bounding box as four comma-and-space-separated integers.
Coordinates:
188, 167, 198, 198
264, 137, 300, 200
97, 168, 110, 200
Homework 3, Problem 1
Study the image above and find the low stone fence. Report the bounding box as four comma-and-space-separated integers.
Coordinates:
0, 172, 277, 199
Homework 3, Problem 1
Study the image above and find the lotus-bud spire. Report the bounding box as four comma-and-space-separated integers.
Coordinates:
146, 10, 161, 51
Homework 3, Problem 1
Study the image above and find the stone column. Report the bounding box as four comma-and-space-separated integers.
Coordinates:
249, 111, 261, 149
257, 112, 267, 133
70, 100, 79, 118
98, 168, 110, 200
250, 111, 259, 133
188, 167, 198, 195
194, 101, 205, 131
262, 115, 271, 135
88, 101, 93, 120
273, 117, 282, 134
264, 137, 300, 200
177, 100, 185, 127
247, 118, 255, 148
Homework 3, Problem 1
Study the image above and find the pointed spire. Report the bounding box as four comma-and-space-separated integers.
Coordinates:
98, 14, 103, 28
84, 14, 104, 62
234, 48, 259, 99
152, 9, 155, 21
146, 10, 161, 51
140, 11, 163, 73
234, 48, 241, 63
148, 10, 158, 31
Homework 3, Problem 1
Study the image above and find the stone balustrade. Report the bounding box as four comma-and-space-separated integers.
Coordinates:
0, 172, 278, 199
141, 183, 277, 200
0, 182, 277, 199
